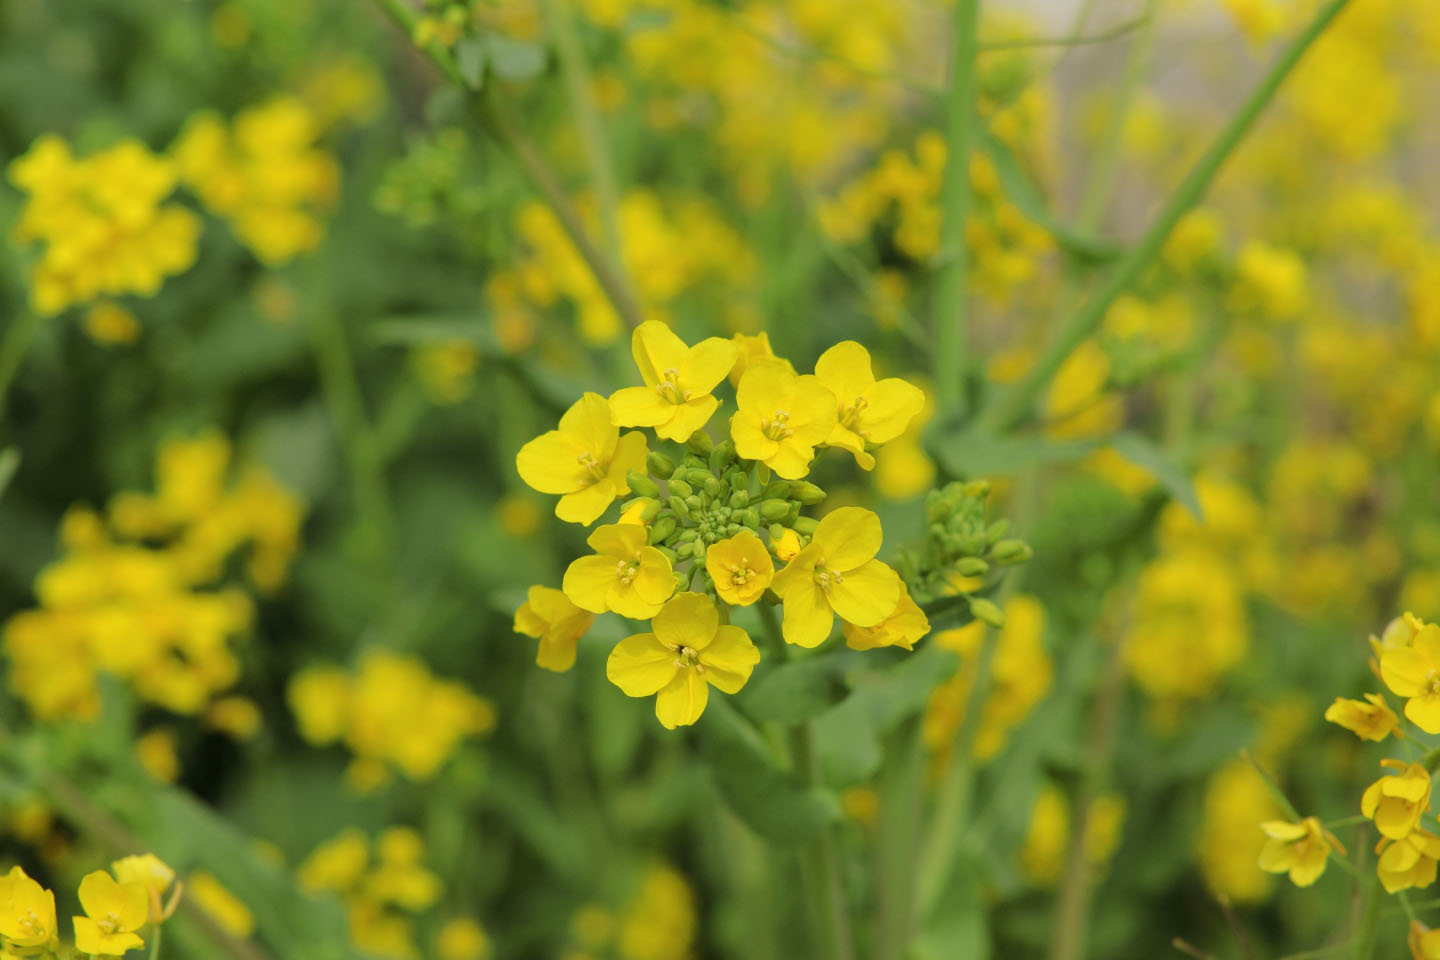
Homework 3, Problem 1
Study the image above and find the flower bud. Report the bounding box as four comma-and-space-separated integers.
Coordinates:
762, 480, 792, 500
962, 479, 990, 499
792, 517, 818, 536
740, 508, 760, 529
729, 490, 750, 509
691, 541, 706, 568
647, 451, 676, 477
724, 467, 748, 489
759, 499, 791, 521
669, 479, 694, 498
682, 453, 707, 470
790, 481, 827, 505
969, 596, 1006, 628
676, 541, 694, 558
684, 494, 703, 512
709, 442, 734, 474
648, 516, 677, 545
955, 557, 989, 576
676, 528, 699, 543
641, 499, 662, 522
656, 546, 679, 563
985, 519, 1011, 544
991, 539, 1032, 565
668, 496, 691, 519
626, 471, 660, 498
702, 475, 722, 497
687, 431, 714, 455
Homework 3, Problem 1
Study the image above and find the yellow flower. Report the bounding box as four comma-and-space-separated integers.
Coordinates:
606, 592, 759, 728
813, 341, 924, 470
1257, 817, 1340, 887
189, 871, 254, 937
1379, 829, 1440, 894
298, 828, 369, 894
608, 321, 738, 442
770, 507, 901, 648
704, 531, 774, 606
436, 917, 491, 960
563, 524, 675, 619
0, 865, 57, 948
842, 589, 929, 651
772, 528, 802, 563
1381, 623, 1440, 733
516, 392, 649, 525
1324, 693, 1401, 741
1362, 760, 1431, 840
84, 301, 141, 345
728, 331, 788, 387
514, 585, 595, 671
730, 361, 838, 479
111, 854, 175, 923
1413, 920, 1440, 959
73, 870, 149, 956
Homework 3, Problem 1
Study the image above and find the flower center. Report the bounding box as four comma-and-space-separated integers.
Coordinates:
615, 555, 641, 584
674, 644, 704, 672
576, 451, 606, 481
840, 395, 869, 431
730, 564, 754, 586
1428, 671, 1440, 696
761, 409, 793, 441
98, 912, 123, 935
814, 563, 842, 591
18, 910, 42, 937
655, 368, 690, 405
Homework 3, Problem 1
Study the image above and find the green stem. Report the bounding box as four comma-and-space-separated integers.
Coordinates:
981, 0, 1352, 432
0, 309, 44, 423
148, 922, 163, 960
875, 718, 925, 960
1352, 872, 1382, 960
934, 0, 980, 420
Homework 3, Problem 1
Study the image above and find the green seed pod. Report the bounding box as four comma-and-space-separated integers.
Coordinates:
647, 451, 676, 478
792, 516, 818, 536
626, 471, 660, 498
991, 539, 1033, 565
729, 490, 750, 509
709, 442, 734, 474
790, 481, 827, 505
985, 519, 1012, 544
656, 546, 679, 564
955, 557, 990, 577
676, 541, 694, 558
969, 596, 1006, 629
641, 499, 663, 522
668, 496, 691, 519
759, 499, 791, 521
762, 480, 792, 500
648, 516, 677, 545
669, 479, 693, 499
687, 431, 714, 455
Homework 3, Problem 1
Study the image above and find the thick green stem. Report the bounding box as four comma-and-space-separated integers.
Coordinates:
934, 0, 980, 420
981, 0, 1352, 432
0, 309, 45, 423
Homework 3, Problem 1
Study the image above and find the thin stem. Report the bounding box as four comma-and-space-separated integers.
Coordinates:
0, 309, 45, 423
934, 0, 981, 420
148, 923, 163, 960
981, 0, 1353, 432
979, 17, 1145, 53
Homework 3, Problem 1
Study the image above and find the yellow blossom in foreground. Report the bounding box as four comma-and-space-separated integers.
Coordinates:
609, 321, 738, 442
1324, 693, 1401, 741
704, 531, 774, 606
514, 585, 595, 671
730, 361, 838, 479
563, 524, 675, 620
1379, 829, 1440, 893
813, 341, 924, 470
112, 854, 175, 923
188, 871, 254, 937
770, 507, 901, 648
517, 392, 649, 525
73, 870, 148, 956
0, 865, 57, 948
1362, 760, 1432, 840
1257, 817, 1340, 887
607, 592, 759, 728
842, 589, 929, 651
1380, 623, 1440, 733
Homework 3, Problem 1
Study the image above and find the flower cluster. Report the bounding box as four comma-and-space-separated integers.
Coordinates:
7, 136, 201, 316
0, 853, 181, 958
287, 649, 496, 790
515, 321, 935, 727
2, 432, 302, 722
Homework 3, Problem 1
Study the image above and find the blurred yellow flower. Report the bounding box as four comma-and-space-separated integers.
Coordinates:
514, 585, 596, 671
1362, 760, 1431, 840
1378, 829, 1440, 893
189, 871, 254, 937
73, 870, 148, 956
1257, 817, 1340, 887
842, 589, 929, 652
1380, 623, 1440, 732
0, 865, 57, 948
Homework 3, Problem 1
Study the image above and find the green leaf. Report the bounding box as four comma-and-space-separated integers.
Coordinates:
455, 37, 487, 89
739, 653, 850, 725
1107, 431, 1203, 519
697, 699, 841, 845
484, 34, 546, 80
931, 425, 1098, 479
911, 868, 990, 960
0, 447, 18, 502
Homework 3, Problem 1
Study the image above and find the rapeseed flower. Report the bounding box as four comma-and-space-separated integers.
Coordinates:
514, 586, 595, 671
563, 523, 675, 619
770, 506, 901, 647
1380, 622, 1440, 732
0, 865, 57, 949
1362, 760, 1431, 840
812, 341, 924, 470
1324, 693, 1401, 741
73, 870, 148, 956
1378, 829, 1440, 893
1257, 817, 1340, 887
609, 321, 738, 442
704, 531, 773, 606
516, 392, 649, 525
606, 592, 759, 728
842, 589, 929, 652
730, 361, 838, 479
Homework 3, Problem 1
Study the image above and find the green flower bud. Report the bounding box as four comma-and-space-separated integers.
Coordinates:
768, 523, 787, 541
641, 499, 663, 522
677, 528, 699, 543
762, 480, 792, 500
726, 523, 740, 536
709, 441, 734, 474
687, 431, 714, 455
626, 471, 660, 498
740, 508, 760, 529
792, 517, 818, 536
648, 516, 677, 545
955, 557, 990, 577
729, 490, 750, 509
676, 541, 694, 558
691, 541, 706, 568
962, 479, 990, 500
959, 533, 987, 555
684, 494, 703, 512
668, 496, 691, 519
702, 475, 722, 497
790, 481, 826, 505
656, 546, 679, 563
985, 519, 1011, 544
682, 453, 707, 470
969, 596, 1006, 628
759, 499, 791, 521
724, 466, 748, 489
785, 502, 801, 524
647, 451, 676, 478
991, 539, 1033, 565
669, 479, 694, 498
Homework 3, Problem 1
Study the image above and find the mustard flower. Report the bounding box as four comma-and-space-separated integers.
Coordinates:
516, 392, 649, 525
1324, 693, 1401, 741
1379, 829, 1440, 894
770, 506, 901, 648
813, 341, 924, 469
73, 870, 149, 956
111, 853, 176, 923
0, 865, 57, 948
1380, 622, 1440, 733
842, 589, 930, 651
704, 531, 774, 606
513, 585, 596, 671
607, 592, 759, 728
728, 330, 788, 387
609, 321, 738, 442
1362, 760, 1432, 840
1257, 817, 1340, 887
563, 523, 675, 619
1413, 920, 1440, 960
731, 361, 838, 479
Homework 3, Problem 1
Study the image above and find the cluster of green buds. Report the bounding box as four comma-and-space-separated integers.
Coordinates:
896, 480, 1033, 628
618, 432, 828, 596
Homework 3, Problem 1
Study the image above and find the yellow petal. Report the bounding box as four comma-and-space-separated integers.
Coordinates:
607, 633, 678, 696
769, 439, 818, 479
1256, 838, 1293, 873
609, 385, 672, 427
631, 548, 678, 606
859, 377, 926, 444
655, 668, 709, 728
771, 548, 819, 597
1260, 820, 1309, 840
655, 396, 719, 442
603, 431, 650, 488
556, 482, 615, 525
1382, 646, 1432, 698
682, 337, 739, 394
814, 341, 875, 403
631, 320, 687, 387
652, 592, 719, 649
563, 555, 619, 613
736, 360, 793, 414
1289, 850, 1327, 887
730, 411, 779, 463
788, 375, 840, 445
586, 522, 646, 558
782, 582, 834, 648
536, 633, 579, 672
1407, 695, 1440, 735
811, 506, 883, 571
826, 559, 901, 628
699, 625, 760, 693
516, 430, 588, 495
557, 391, 619, 459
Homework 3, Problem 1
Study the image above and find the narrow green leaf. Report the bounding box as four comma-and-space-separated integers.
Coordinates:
739, 653, 850, 725
1107, 431, 1203, 519
0, 447, 19, 502
931, 425, 1098, 478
